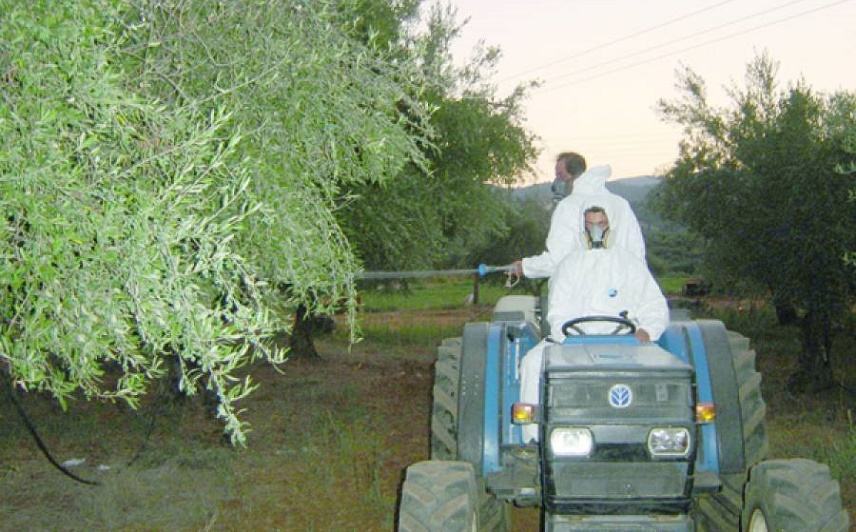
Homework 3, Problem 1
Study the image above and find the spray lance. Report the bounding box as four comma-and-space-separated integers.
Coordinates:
356, 263, 521, 287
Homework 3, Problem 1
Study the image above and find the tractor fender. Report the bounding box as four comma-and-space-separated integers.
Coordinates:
457, 321, 508, 476
458, 322, 489, 474
695, 320, 746, 475
659, 319, 747, 475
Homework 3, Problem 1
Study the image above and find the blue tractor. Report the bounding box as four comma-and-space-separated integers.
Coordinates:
398, 295, 849, 531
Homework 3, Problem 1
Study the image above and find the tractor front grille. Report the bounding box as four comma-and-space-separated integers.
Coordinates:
547, 461, 689, 500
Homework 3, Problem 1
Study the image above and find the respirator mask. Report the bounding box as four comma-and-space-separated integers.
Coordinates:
551, 176, 570, 202
586, 223, 608, 249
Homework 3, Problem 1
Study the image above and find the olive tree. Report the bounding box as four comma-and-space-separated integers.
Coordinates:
126, 0, 431, 330
655, 53, 856, 389
338, 3, 539, 272
1, 0, 431, 443
0, 1, 281, 443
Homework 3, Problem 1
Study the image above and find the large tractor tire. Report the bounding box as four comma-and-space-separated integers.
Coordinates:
398, 460, 478, 532
741, 459, 849, 531
430, 337, 461, 460
695, 330, 770, 530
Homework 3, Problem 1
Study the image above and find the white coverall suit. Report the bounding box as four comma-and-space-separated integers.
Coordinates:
521, 165, 647, 279
519, 244, 669, 443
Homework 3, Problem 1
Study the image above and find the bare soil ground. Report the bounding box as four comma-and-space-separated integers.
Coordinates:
0, 307, 487, 531
1, 344, 431, 529
0, 305, 852, 530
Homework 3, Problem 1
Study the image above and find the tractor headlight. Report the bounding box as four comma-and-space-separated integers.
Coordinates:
549, 427, 593, 457
647, 427, 691, 456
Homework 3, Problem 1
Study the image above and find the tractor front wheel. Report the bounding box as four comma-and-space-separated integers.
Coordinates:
398, 460, 478, 532
430, 337, 461, 460
741, 459, 849, 531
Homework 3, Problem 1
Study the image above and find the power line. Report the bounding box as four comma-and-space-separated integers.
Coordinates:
537, 0, 816, 89
497, 0, 741, 84
537, 0, 853, 94
559, 139, 679, 147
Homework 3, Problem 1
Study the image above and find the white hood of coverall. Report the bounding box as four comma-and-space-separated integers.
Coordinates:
521, 165, 647, 278
571, 164, 611, 195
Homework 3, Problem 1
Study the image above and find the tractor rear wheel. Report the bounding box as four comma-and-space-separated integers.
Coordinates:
741, 459, 849, 531
431, 337, 461, 460
398, 460, 478, 532
695, 330, 769, 530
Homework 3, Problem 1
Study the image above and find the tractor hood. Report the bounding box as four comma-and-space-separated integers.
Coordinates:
545, 342, 693, 374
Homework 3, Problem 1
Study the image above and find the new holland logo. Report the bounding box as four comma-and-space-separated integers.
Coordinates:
608, 384, 633, 408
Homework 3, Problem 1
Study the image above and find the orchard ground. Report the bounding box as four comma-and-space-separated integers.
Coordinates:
0, 279, 853, 530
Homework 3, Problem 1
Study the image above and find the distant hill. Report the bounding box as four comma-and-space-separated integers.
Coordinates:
605, 175, 662, 205
512, 175, 660, 203
510, 175, 666, 230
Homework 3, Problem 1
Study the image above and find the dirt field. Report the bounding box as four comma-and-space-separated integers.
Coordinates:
0, 305, 852, 530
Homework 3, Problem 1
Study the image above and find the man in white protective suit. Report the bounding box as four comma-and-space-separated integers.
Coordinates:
518, 205, 669, 443
512, 152, 646, 280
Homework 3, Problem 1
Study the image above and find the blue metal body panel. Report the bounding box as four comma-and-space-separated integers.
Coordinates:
483, 321, 541, 473
503, 324, 540, 447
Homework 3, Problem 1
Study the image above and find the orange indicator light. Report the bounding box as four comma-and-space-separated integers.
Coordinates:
512, 402, 536, 424
696, 402, 716, 423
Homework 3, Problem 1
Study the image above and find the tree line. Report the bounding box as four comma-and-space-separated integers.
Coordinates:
653, 53, 856, 389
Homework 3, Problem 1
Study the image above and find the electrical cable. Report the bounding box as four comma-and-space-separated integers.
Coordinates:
537, 0, 853, 93
536, 0, 815, 88
497, 0, 742, 83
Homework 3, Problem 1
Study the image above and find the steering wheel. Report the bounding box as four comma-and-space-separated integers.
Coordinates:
561, 315, 637, 336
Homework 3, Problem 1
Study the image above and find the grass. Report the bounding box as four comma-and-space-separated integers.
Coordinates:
656, 274, 691, 295
359, 275, 688, 312
349, 308, 486, 350
359, 277, 533, 312
353, 277, 520, 350
0, 354, 431, 530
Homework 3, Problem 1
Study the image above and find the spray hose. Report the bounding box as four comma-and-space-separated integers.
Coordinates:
356, 263, 520, 287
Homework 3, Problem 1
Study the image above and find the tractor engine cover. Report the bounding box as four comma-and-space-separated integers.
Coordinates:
540, 342, 695, 515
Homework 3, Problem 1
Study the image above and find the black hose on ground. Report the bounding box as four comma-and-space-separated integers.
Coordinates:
1, 371, 100, 486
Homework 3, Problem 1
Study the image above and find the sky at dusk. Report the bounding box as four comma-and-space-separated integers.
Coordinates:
445, 0, 856, 182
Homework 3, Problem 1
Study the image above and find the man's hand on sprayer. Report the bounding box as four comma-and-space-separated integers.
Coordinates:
512, 260, 524, 277
634, 329, 651, 343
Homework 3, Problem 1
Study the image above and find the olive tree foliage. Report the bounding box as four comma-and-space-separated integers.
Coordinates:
331, 0, 421, 49
0, 1, 281, 443
654, 53, 856, 389
466, 195, 551, 267
840, 113, 856, 268
337, 2, 539, 271
126, 0, 430, 324
1, 1, 430, 443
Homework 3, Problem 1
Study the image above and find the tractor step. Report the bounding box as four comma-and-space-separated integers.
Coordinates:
692, 471, 722, 494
